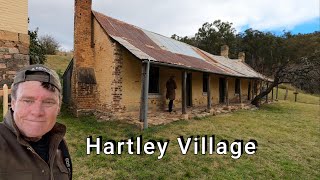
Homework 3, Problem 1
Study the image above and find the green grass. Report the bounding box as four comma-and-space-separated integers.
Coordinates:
274, 87, 319, 105
45, 54, 72, 75
57, 97, 319, 179
1, 76, 318, 179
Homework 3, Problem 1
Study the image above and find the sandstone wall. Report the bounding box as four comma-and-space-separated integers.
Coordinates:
0, 30, 29, 86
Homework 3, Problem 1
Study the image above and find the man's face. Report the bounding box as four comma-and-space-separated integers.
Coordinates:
11, 81, 60, 139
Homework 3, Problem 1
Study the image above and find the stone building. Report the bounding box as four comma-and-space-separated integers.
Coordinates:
0, 0, 29, 86
63, 0, 270, 126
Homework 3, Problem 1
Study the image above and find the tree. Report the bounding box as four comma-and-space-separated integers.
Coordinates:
29, 28, 46, 64
238, 29, 278, 76
172, 20, 320, 105
195, 20, 238, 58
250, 32, 319, 106
171, 34, 197, 46
286, 32, 320, 94
39, 35, 60, 55
171, 20, 239, 58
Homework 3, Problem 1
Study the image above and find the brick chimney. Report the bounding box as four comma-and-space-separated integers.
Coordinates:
238, 52, 245, 62
221, 45, 229, 58
74, 0, 94, 67
72, 0, 97, 116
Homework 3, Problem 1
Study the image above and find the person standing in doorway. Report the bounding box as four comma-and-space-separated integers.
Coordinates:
166, 75, 177, 112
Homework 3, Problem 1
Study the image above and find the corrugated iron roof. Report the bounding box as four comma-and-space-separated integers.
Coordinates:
93, 11, 270, 80
142, 30, 204, 60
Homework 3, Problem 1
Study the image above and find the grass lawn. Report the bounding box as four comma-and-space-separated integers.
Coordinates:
45, 54, 72, 75
58, 94, 319, 179
274, 87, 319, 105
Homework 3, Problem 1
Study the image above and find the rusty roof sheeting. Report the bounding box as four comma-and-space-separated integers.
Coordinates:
111, 35, 157, 61
93, 11, 269, 80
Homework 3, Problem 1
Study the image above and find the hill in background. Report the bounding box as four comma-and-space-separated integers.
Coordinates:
45, 54, 72, 77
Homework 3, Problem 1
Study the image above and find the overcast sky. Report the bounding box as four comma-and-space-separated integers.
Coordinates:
29, 0, 319, 51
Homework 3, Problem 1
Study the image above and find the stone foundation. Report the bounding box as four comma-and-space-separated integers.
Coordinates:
95, 101, 261, 129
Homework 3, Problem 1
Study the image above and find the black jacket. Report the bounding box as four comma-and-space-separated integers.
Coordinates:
0, 109, 71, 180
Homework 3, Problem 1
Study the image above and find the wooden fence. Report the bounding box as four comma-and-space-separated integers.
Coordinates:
0, 84, 11, 117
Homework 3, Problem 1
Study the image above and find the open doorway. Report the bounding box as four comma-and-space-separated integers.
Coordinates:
186, 73, 192, 106
248, 81, 251, 100
219, 78, 226, 103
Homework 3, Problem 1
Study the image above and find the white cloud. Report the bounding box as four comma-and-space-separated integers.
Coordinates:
29, 0, 74, 50
29, 0, 319, 50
